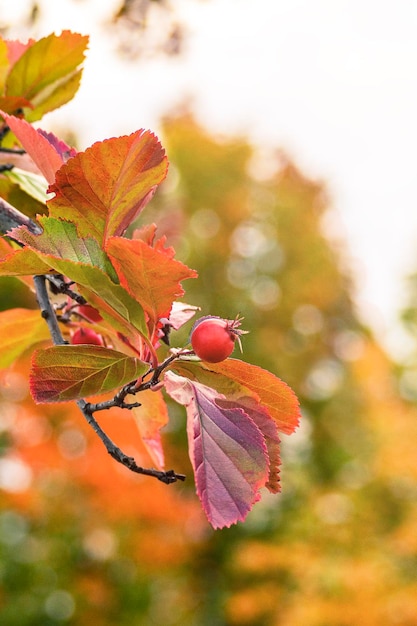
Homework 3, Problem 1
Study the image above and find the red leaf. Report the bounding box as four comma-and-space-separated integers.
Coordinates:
48, 130, 168, 244
1, 112, 67, 183
5, 39, 35, 65
164, 371, 269, 529
30, 345, 148, 403
106, 236, 197, 322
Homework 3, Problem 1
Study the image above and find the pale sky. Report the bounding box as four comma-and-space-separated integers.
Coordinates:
2, 0, 417, 357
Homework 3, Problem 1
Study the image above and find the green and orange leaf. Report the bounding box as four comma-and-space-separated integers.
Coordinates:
5, 31, 88, 121
48, 130, 168, 244
11, 216, 117, 277
0, 246, 53, 276
2, 218, 149, 339
0, 308, 51, 368
30, 345, 148, 403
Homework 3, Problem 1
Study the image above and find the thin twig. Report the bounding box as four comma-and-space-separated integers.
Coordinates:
78, 398, 185, 484
45, 273, 87, 305
0, 147, 25, 154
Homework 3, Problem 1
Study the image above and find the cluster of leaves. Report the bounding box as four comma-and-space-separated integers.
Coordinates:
0, 31, 300, 528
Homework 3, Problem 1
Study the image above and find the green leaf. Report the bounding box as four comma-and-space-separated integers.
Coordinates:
12, 216, 118, 279
30, 345, 148, 403
5, 31, 88, 121
7, 218, 149, 338
48, 130, 168, 244
0, 308, 51, 368
5, 168, 49, 204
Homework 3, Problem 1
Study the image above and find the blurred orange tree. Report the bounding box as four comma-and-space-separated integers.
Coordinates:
2, 90, 417, 626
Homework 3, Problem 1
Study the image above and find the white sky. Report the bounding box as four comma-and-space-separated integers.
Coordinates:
2, 0, 417, 357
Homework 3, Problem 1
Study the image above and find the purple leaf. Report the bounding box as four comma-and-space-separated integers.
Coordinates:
164, 372, 269, 529
218, 396, 281, 493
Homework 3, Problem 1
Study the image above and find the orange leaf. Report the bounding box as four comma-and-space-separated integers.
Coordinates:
206, 359, 300, 434
0, 308, 50, 367
131, 389, 169, 469
106, 236, 197, 322
48, 130, 168, 244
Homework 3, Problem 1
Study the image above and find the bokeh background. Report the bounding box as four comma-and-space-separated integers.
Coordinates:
1, 2, 417, 624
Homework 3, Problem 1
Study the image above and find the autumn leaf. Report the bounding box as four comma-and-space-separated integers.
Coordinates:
5, 31, 88, 121
30, 345, 148, 403
4, 37, 35, 67
11, 216, 118, 279
48, 130, 168, 244
167, 301, 200, 331
164, 371, 269, 529
217, 396, 281, 493
5, 168, 49, 204
0, 96, 32, 114
1, 112, 71, 184
174, 359, 300, 435
7, 217, 156, 339
106, 236, 197, 322
0, 37, 10, 90
0, 308, 51, 368
0, 246, 53, 276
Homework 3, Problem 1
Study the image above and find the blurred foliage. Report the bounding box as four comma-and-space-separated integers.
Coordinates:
2, 116, 417, 624
0, 0, 189, 60
111, 0, 186, 58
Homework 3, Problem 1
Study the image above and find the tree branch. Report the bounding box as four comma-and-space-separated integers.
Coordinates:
33, 273, 185, 484
0, 197, 42, 235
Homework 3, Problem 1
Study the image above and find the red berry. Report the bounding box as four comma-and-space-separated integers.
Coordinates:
190, 316, 245, 363
77, 304, 102, 323
71, 327, 103, 346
